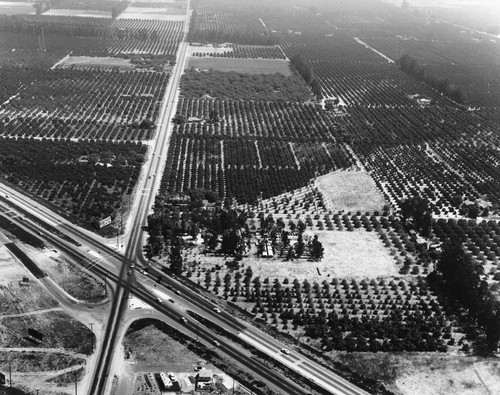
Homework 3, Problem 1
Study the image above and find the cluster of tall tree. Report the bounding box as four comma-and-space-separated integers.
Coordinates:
144, 190, 250, 263
400, 196, 432, 237
398, 54, 468, 105
429, 239, 500, 352
289, 55, 322, 98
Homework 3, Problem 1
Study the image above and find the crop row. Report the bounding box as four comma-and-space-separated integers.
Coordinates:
174, 98, 344, 141
425, 63, 500, 109
315, 61, 447, 107
190, 45, 286, 59
108, 19, 184, 55
0, 68, 168, 141
356, 141, 500, 214
433, 218, 500, 269
0, 138, 146, 227
179, 70, 310, 102
192, 264, 461, 352
0, 15, 183, 57
160, 133, 354, 203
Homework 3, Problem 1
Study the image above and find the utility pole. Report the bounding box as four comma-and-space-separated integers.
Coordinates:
73, 371, 77, 395
89, 323, 94, 353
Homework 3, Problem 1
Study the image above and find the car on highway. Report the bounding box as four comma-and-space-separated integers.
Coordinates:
213, 307, 221, 314
139, 269, 145, 274
280, 348, 290, 355
212, 340, 220, 347
180, 316, 187, 323
127, 269, 132, 276
168, 298, 175, 303
156, 298, 162, 304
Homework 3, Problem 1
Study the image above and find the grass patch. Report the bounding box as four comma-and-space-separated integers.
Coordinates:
317, 171, 387, 213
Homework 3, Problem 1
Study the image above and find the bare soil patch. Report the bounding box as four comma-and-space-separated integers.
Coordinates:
34, 247, 107, 302
119, 7, 186, 20
0, 351, 84, 373
0, 310, 93, 354
0, 246, 59, 314
0, 2, 36, 15
187, 229, 398, 284
187, 57, 292, 75
124, 322, 201, 369
329, 352, 500, 395
316, 171, 387, 213
42, 9, 111, 18
57, 56, 134, 70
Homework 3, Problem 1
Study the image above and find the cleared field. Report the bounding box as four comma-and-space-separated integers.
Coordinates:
123, 322, 200, 366
188, 228, 398, 282
42, 9, 111, 18
317, 171, 387, 213
57, 55, 134, 70
186, 57, 292, 75
118, 7, 186, 20
0, 1, 35, 14
250, 229, 398, 281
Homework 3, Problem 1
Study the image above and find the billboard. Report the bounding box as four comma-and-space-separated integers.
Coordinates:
28, 328, 44, 341
99, 216, 112, 229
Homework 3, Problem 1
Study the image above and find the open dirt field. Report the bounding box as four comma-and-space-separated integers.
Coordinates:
332, 352, 500, 395
0, 243, 21, 287
124, 323, 200, 366
186, 228, 398, 283
42, 9, 111, 18
32, 247, 107, 302
330, 352, 500, 395
395, 356, 500, 395
57, 55, 134, 70
118, 7, 186, 20
0, 1, 35, 15
0, 243, 60, 314
187, 57, 292, 75
317, 171, 387, 213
